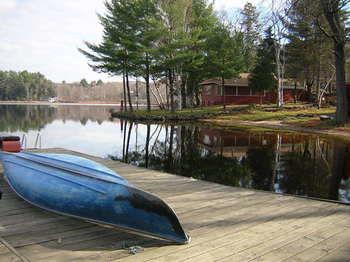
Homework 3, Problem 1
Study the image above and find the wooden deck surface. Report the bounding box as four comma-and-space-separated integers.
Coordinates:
1, 148, 350, 262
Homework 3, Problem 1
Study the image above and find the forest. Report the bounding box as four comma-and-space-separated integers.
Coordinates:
80, 0, 349, 124
0, 70, 55, 101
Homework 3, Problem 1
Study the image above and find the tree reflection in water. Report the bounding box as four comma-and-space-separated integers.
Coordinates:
1, 104, 350, 204
0, 104, 115, 133
0, 105, 56, 132
118, 122, 350, 204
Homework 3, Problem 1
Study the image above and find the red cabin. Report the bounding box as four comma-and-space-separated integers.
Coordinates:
201, 73, 307, 106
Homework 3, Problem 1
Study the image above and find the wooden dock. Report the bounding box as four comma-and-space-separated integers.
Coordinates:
1, 148, 350, 262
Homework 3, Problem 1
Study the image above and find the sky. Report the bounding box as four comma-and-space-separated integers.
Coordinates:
0, 0, 264, 83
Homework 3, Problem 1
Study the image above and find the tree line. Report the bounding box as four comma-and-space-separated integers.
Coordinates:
0, 70, 56, 101
250, 0, 349, 124
80, 0, 249, 112
81, 0, 349, 124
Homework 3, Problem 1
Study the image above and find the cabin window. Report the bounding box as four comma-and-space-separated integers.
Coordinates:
237, 86, 250, 96
224, 86, 235, 95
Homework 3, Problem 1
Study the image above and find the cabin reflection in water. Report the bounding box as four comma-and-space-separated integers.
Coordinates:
119, 123, 350, 204
200, 128, 350, 203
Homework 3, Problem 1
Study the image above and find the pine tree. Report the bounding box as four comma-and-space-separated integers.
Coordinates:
284, 0, 333, 102
240, 2, 261, 71
80, 78, 89, 87
79, 0, 137, 111
132, 0, 162, 111
175, 0, 219, 107
249, 27, 277, 92
206, 23, 245, 108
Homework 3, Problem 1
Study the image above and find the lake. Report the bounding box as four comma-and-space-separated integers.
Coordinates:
1, 104, 350, 204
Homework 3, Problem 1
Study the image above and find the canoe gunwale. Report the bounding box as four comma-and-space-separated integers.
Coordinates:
3, 159, 107, 195
10, 153, 123, 185
24, 152, 126, 182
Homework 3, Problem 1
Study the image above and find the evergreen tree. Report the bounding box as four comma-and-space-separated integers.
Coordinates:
156, 0, 193, 111
133, 0, 162, 111
80, 0, 249, 111
80, 78, 89, 87
79, 0, 136, 111
249, 27, 277, 92
285, 0, 333, 101
206, 23, 245, 108
240, 2, 261, 71
0, 71, 55, 101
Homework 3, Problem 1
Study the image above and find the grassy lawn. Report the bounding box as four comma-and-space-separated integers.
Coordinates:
221, 105, 335, 122
112, 103, 337, 128
111, 105, 247, 121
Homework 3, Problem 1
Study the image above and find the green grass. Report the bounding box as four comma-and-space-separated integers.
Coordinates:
232, 107, 335, 122
111, 105, 247, 121
111, 104, 336, 125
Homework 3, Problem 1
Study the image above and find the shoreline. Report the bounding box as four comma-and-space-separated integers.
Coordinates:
0, 101, 158, 107
0, 101, 120, 106
110, 104, 350, 141
203, 119, 350, 141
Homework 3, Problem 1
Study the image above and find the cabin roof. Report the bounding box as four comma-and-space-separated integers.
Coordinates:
200, 73, 250, 87
200, 73, 305, 90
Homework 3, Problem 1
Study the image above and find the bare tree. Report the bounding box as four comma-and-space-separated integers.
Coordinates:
270, 0, 289, 107
320, 0, 349, 125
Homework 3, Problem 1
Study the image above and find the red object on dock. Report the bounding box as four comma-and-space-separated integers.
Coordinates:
1, 140, 21, 153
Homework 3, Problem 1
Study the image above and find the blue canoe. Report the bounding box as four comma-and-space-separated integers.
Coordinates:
0, 151, 189, 244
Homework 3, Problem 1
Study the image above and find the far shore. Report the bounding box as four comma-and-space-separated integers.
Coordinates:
0, 101, 121, 107
0, 101, 158, 108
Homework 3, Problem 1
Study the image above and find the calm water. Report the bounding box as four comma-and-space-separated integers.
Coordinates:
1, 104, 350, 204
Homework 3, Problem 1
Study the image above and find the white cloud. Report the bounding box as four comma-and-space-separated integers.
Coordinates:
0, 0, 265, 83
0, 0, 17, 14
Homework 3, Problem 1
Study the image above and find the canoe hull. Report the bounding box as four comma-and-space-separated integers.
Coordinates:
0, 152, 189, 244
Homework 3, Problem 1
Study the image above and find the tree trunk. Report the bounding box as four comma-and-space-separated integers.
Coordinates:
135, 79, 139, 110
168, 69, 175, 112
145, 55, 151, 112
125, 71, 133, 111
145, 124, 150, 168
167, 125, 174, 170
334, 42, 348, 124
195, 88, 201, 107
181, 75, 187, 109
321, 0, 348, 125
122, 71, 127, 111
222, 76, 226, 110
124, 122, 133, 163
122, 121, 127, 160
145, 75, 151, 112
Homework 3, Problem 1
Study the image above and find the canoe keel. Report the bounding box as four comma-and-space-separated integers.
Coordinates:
0, 152, 189, 244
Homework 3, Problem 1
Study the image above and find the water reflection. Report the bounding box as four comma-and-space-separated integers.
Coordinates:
1, 105, 350, 204
0, 104, 114, 133
118, 122, 350, 204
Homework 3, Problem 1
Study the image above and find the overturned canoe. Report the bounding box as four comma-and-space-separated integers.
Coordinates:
0, 151, 189, 244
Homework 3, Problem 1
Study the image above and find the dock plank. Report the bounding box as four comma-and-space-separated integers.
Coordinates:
0, 148, 350, 262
